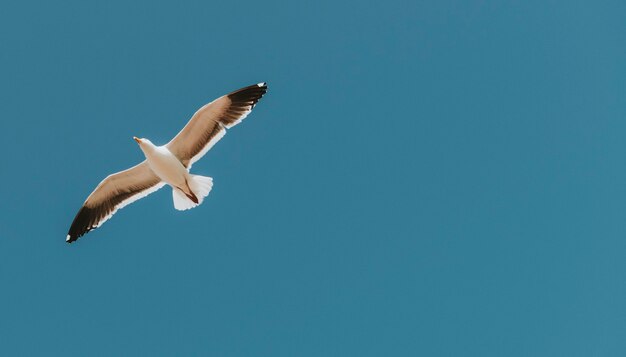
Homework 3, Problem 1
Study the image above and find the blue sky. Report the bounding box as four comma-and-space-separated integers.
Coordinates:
0, 0, 625, 355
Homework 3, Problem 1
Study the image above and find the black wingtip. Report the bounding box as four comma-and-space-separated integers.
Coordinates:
227, 82, 267, 94
66, 233, 80, 244
227, 82, 268, 105
66, 206, 98, 244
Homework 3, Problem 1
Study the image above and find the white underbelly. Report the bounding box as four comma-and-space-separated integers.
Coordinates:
145, 148, 188, 187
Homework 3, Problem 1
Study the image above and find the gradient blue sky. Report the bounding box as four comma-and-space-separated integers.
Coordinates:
0, 0, 625, 355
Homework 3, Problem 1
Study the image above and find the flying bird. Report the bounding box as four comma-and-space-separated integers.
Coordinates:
66, 82, 268, 243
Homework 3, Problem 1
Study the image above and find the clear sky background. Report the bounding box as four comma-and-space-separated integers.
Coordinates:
0, 0, 624, 355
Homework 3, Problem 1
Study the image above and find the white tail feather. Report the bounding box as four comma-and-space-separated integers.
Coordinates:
172, 188, 195, 210
172, 175, 213, 211
189, 175, 213, 203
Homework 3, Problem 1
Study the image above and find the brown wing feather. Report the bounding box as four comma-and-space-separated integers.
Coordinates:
66, 161, 164, 243
166, 83, 267, 168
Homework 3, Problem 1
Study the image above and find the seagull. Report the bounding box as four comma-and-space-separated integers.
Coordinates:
66, 82, 268, 243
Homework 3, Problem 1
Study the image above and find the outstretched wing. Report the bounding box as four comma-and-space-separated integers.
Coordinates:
166, 82, 267, 169
67, 161, 164, 243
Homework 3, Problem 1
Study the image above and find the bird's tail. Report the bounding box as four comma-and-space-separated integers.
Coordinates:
172, 175, 213, 211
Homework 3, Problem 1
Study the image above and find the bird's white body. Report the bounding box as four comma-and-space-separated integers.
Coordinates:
137, 138, 213, 211
139, 140, 188, 190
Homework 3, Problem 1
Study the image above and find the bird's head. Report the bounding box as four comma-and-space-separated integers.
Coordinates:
133, 137, 155, 152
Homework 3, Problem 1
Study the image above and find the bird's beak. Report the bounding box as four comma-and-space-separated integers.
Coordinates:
133, 136, 142, 144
